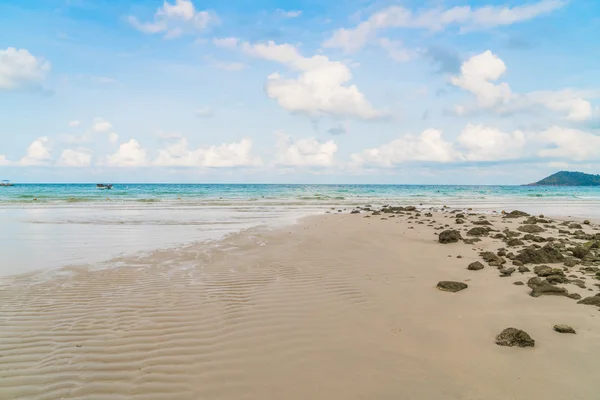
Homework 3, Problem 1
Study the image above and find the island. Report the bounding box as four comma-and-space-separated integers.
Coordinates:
527, 171, 600, 186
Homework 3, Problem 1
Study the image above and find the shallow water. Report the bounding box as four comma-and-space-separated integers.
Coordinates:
2, 183, 600, 276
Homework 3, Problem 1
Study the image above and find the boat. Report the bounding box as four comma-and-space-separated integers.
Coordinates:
96, 184, 113, 190
1, 180, 14, 187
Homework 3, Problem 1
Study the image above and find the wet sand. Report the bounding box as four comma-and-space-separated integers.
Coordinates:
1, 209, 600, 399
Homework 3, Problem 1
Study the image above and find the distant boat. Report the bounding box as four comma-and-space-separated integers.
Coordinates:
96, 184, 113, 190
1, 180, 14, 187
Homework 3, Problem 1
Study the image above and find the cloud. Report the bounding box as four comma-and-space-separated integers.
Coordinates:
104, 139, 149, 167
19, 137, 52, 166
195, 107, 214, 118
274, 133, 337, 167
241, 41, 382, 119
212, 37, 239, 49
153, 137, 261, 167
424, 46, 461, 74
0, 47, 51, 90
452, 50, 594, 121
92, 117, 113, 133
128, 0, 218, 39
109, 132, 119, 144
456, 123, 526, 161
352, 129, 457, 167
0, 155, 10, 166
68, 120, 81, 127
327, 123, 348, 135
378, 38, 415, 63
323, 1, 565, 53
276, 9, 302, 18
57, 148, 92, 167
538, 127, 600, 161
93, 76, 117, 84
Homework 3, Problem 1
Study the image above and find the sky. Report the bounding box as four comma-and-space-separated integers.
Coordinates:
0, 0, 599, 184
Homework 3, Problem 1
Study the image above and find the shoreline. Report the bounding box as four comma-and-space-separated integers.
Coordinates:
2, 206, 600, 399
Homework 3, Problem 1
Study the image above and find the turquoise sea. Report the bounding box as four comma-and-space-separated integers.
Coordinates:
2, 183, 600, 277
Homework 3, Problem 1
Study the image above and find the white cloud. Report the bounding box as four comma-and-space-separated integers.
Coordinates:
19, 137, 52, 166
378, 38, 415, 63
57, 148, 92, 167
0, 47, 51, 90
212, 37, 239, 49
323, 1, 565, 52
452, 51, 593, 121
241, 41, 382, 119
0, 155, 10, 166
109, 132, 119, 144
92, 117, 113, 133
153, 137, 261, 167
195, 107, 214, 118
352, 129, 457, 167
276, 9, 302, 18
548, 161, 569, 169
104, 139, 149, 167
128, 0, 218, 39
68, 120, 81, 127
538, 127, 600, 161
456, 123, 526, 161
274, 133, 337, 167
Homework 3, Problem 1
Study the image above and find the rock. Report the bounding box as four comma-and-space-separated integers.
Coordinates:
372, 211, 381, 216
514, 281, 524, 285
584, 220, 591, 225
504, 230, 522, 238
571, 246, 590, 259
463, 238, 481, 244
480, 251, 506, 265
569, 223, 583, 230
405, 206, 417, 211
500, 267, 516, 277
456, 213, 465, 218
528, 277, 569, 297
492, 233, 506, 239
455, 219, 465, 224
577, 296, 600, 307
497, 250, 507, 257
515, 244, 565, 264
473, 220, 493, 226
554, 324, 576, 334
468, 261, 485, 271
507, 238, 525, 247
467, 227, 490, 237
546, 274, 569, 285
437, 281, 468, 292
439, 230, 462, 244
495, 328, 535, 348
513, 260, 525, 267
350, 210, 360, 214
518, 266, 530, 273
564, 258, 578, 267
523, 234, 546, 243
518, 225, 546, 234
505, 210, 530, 218
568, 293, 582, 300
533, 265, 554, 277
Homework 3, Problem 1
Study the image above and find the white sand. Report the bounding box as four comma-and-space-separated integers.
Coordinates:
1, 210, 599, 399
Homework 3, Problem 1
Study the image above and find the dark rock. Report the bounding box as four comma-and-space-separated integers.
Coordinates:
515, 244, 565, 264
564, 258, 578, 267
468, 261, 485, 271
554, 324, 576, 334
569, 223, 583, 230
467, 227, 490, 237
455, 219, 465, 224
584, 220, 591, 225
518, 266, 530, 273
492, 233, 506, 239
503, 230, 522, 238
507, 238, 525, 247
497, 250, 507, 257
513, 260, 525, 267
533, 265, 553, 277
473, 220, 493, 226
456, 213, 465, 218
372, 211, 381, 216
577, 296, 600, 307
528, 277, 569, 297
350, 210, 360, 214
437, 281, 468, 292
568, 293, 582, 300
523, 234, 546, 243
495, 328, 535, 347
514, 281, 524, 285
518, 225, 546, 234
480, 251, 506, 265
505, 210, 530, 218
500, 268, 516, 277
463, 238, 481, 244
559, 229, 571, 235
405, 206, 417, 211
571, 246, 590, 259
507, 252, 516, 260
439, 230, 462, 244
546, 274, 570, 285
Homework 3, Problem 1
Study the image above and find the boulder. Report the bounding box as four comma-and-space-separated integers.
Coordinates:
507, 238, 524, 247
571, 246, 590, 259
467, 261, 485, 271
584, 220, 591, 225
564, 258, 578, 267
467, 227, 490, 237
495, 328, 535, 348
518, 266, 530, 273
577, 296, 600, 307
473, 220, 493, 226
515, 245, 565, 264
500, 267, 516, 277
455, 219, 465, 224
439, 230, 462, 244
523, 234, 546, 243
569, 223, 583, 230
527, 277, 569, 297
518, 225, 546, 234
568, 293, 582, 300
553, 325, 576, 334
514, 281, 524, 285
505, 210, 530, 218
437, 281, 468, 292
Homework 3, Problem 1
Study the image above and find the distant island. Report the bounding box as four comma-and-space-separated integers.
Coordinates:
527, 171, 600, 186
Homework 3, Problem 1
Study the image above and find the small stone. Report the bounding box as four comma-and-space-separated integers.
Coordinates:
437, 281, 468, 292
507, 238, 525, 247
495, 328, 535, 348
553, 324, 576, 334
500, 267, 516, 277
513, 260, 525, 267
583, 220, 590, 225
564, 258, 578, 267
518, 225, 546, 234
467, 227, 490, 237
518, 266, 530, 273
473, 220, 493, 226
455, 219, 465, 224
468, 261, 485, 271
568, 293, 582, 300
577, 296, 600, 307
439, 230, 462, 244
514, 281, 525, 285
569, 223, 583, 230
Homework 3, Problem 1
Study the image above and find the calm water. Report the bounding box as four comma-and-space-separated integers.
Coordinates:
2, 184, 600, 277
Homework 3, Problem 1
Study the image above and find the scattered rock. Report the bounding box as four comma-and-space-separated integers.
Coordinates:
495, 328, 535, 348
584, 220, 590, 225
533, 265, 554, 277
505, 210, 530, 218
523, 234, 546, 243
568, 293, 582, 300
437, 281, 468, 292
468, 261, 485, 271
518, 266, 530, 273
507, 238, 525, 247
546, 274, 569, 285
405, 206, 417, 211
515, 244, 565, 264
554, 324, 576, 334
467, 227, 490, 237
518, 225, 546, 234
500, 267, 516, 277
528, 277, 569, 297
571, 246, 590, 259
569, 223, 583, 230
480, 251, 506, 265
439, 230, 462, 244
455, 219, 465, 224
473, 220, 493, 226
577, 296, 600, 307
350, 210, 360, 214
564, 258, 578, 267
514, 281, 524, 285
463, 238, 481, 245
513, 260, 524, 267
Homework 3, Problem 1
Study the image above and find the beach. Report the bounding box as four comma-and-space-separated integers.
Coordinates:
2, 206, 600, 399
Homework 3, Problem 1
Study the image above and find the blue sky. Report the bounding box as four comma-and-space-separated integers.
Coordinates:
1, 0, 599, 183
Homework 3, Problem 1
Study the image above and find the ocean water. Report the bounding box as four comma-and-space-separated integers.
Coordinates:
2, 183, 600, 277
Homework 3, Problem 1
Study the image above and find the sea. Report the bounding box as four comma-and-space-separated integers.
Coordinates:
2, 183, 600, 277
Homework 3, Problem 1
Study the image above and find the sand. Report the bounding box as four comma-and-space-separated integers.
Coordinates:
1, 209, 600, 399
